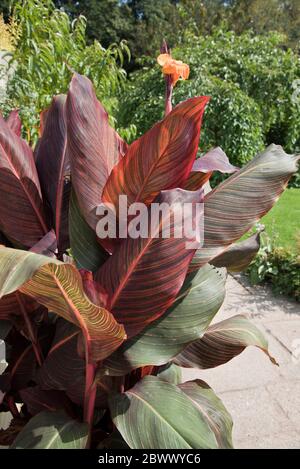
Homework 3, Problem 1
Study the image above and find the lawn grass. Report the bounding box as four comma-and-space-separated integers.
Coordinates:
259, 188, 300, 253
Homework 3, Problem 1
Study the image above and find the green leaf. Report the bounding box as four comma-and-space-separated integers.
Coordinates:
156, 364, 182, 385
103, 264, 226, 375
179, 380, 233, 448
109, 376, 218, 449
174, 314, 277, 369
10, 410, 88, 449
69, 190, 109, 272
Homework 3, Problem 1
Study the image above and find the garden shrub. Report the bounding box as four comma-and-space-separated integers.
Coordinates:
248, 232, 300, 301
119, 28, 300, 171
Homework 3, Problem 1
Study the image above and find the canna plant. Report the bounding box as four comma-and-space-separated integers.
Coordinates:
0, 45, 299, 449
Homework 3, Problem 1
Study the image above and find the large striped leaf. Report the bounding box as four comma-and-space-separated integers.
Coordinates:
96, 188, 203, 337
6, 110, 21, 137
69, 190, 109, 272
35, 95, 70, 254
102, 264, 226, 375
19, 386, 72, 416
29, 230, 57, 258
190, 144, 299, 272
102, 96, 209, 214
0, 332, 36, 393
184, 147, 237, 191
0, 325, 54, 393
174, 315, 277, 369
211, 231, 262, 272
0, 292, 38, 321
37, 319, 121, 408
10, 410, 88, 449
66, 73, 127, 232
0, 246, 125, 361
0, 113, 47, 247
109, 375, 218, 449
179, 380, 233, 448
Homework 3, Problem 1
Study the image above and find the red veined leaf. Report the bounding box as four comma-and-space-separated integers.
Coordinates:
183, 147, 237, 191
174, 315, 277, 369
0, 292, 39, 321
37, 319, 121, 408
6, 110, 22, 137
29, 230, 57, 258
35, 95, 70, 255
211, 230, 262, 272
183, 171, 211, 191
95, 188, 204, 337
0, 247, 126, 362
20, 386, 74, 417
0, 112, 47, 248
189, 145, 299, 272
102, 96, 209, 215
65, 73, 127, 232
192, 147, 237, 173
0, 326, 54, 393
0, 337, 36, 393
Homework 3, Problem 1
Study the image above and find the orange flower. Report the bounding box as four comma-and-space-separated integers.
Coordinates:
157, 53, 190, 86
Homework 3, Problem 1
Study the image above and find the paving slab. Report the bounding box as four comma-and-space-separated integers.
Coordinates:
218, 387, 298, 446
266, 379, 300, 433
263, 320, 300, 355
235, 431, 300, 449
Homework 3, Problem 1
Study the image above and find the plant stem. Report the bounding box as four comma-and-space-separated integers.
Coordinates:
6, 395, 20, 418
83, 357, 96, 448
16, 293, 43, 367
161, 39, 173, 116
164, 74, 173, 117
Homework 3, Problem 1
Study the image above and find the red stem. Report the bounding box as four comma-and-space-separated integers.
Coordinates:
160, 40, 173, 116
164, 75, 173, 117
55, 276, 98, 447
84, 360, 97, 448
16, 293, 43, 367
6, 395, 20, 418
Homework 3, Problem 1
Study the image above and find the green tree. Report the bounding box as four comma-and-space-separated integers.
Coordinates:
2, 0, 131, 142
0, 0, 12, 19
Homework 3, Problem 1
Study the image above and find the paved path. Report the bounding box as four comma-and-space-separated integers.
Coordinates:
182, 274, 300, 448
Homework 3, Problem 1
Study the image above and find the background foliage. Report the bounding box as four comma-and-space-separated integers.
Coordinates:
247, 232, 300, 301
0, 0, 131, 143
118, 29, 300, 170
